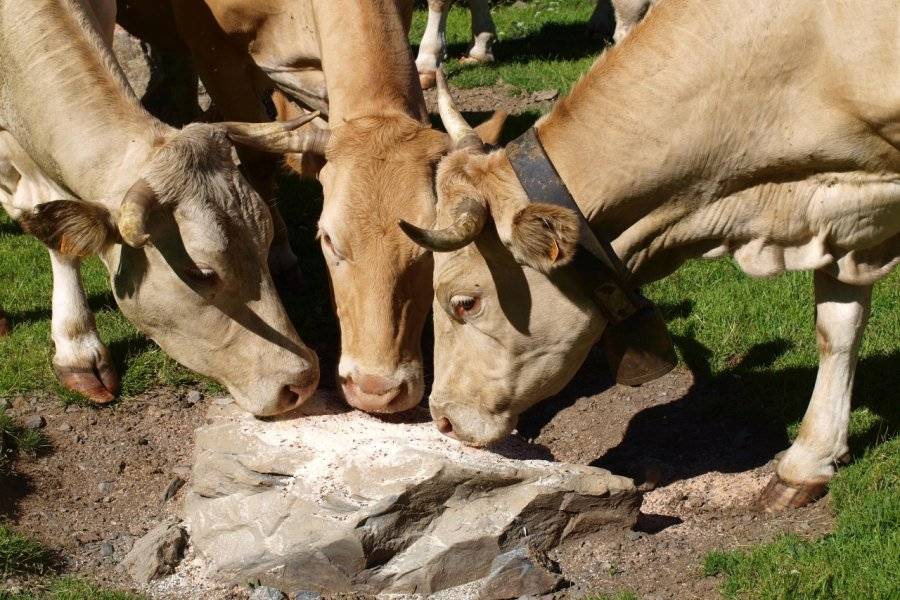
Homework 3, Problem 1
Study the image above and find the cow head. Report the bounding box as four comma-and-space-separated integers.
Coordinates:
248, 97, 506, 414
400, 74, 605, 445
23, 122, 320, 416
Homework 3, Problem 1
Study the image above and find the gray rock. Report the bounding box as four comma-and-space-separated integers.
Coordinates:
119, 518, 187, 584
98, 481, 114, 495
185, 390, 203, 406
249, 586, 285, 600
293, 593, 322, 600
478, 547, 563, 600
532, 89, 559, 102
0, 398, 10, 410
58, 422, 73, 432
100, 542, 115, 558
185, 398, 640, 595
23, 414, 45, 430
161, 476, 185, 504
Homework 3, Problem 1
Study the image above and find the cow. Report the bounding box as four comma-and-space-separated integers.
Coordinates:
415, 0, 656, 89
400, 0, 900, 510
138, 0, 505, 414
0, 0, 321, 415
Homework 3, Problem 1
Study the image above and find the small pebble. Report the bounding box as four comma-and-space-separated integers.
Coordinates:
59, 423, 73, 432
185, 390, 203, 405
65, 404, 79, 413
100, 542, 114, 557
98, 481, 113, 495
293, 593, 322, 600
249, 586, 285, 600
23, 414, 45, 430
0, 399, 10, 410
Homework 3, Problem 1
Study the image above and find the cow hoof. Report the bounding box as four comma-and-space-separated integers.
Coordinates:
419, 71, 437, 90
272, 263, 304, 299
460, 53, 494, 65
54, 363, 120, 404
755, 474, 827, 512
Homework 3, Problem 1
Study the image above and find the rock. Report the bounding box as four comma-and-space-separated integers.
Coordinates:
185, 398, 640, 595
65, 404, 79, 413
249, 586, 285, 600
0, 398, 10, 410
120, 518, 187, 584
532, 89, 559, 102
101, 542, 115, 558
478, 547, 564, 599
98, 481, 114, 495
161, 476, 185, 504
58, 422, 73, 432
293, 593, 322, 600
23, 414, 45, 430
184, 390, 203, 406
625, 530, 647, 542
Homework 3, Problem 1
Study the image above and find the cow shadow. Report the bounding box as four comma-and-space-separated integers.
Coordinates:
432, 21, 605, 66
519, 308, 899, 487
3, 291, 117, 331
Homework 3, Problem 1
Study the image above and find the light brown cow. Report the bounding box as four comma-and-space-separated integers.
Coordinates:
153, 0, 505, 414
0, 0, 319, 415
403, 0, 900, 510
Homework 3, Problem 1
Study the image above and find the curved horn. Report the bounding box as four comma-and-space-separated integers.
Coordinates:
435, 69, 483, 151
222, 112, 331, 155
117, 179, 158, 248
399, 197, 487, 252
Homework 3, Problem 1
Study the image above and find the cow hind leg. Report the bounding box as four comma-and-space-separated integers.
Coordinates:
415, 0, 450, 90
757, 271, 872, 511
49, 250, 118, 404
461, 0, 496, 64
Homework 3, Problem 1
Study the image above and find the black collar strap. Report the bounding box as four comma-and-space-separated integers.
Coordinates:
506, 127, 642, 323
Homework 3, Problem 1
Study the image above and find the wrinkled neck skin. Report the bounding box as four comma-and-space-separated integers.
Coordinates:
535, 0, 900, 287
0, 0, 167, 205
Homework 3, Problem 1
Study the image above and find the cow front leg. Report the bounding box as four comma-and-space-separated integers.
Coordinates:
0, 306, 9, 336
758, 271, 871, 511
49, 250, 118, 403
461, 0, 496, 63
415, 0, 450, 90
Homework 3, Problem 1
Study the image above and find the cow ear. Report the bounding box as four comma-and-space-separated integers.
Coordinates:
474, 111, 508, 146
507, 203, 580, 272
20, 200, 117, 257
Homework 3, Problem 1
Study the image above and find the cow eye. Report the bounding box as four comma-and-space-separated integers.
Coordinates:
183, 263, 218, 285
449, 294, 482, 321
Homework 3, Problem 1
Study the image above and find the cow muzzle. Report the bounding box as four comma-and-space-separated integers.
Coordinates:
339, 364, 422, 414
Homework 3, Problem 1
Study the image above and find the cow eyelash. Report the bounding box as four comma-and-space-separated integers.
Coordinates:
449, 294, 482, 321
183, 264, 218, 284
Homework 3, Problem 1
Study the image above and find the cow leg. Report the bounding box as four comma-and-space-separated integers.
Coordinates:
461, 0, 496, 63
415, 0, 450, 90
758, 271, 871, 511
0, 306, 9, 336
49, 249, 118, 403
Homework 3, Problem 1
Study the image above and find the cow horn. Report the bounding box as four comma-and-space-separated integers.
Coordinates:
399, 197, 487, 251
117, 179, 158, 248
435, 70, 483, 151
222, 112, 331, 155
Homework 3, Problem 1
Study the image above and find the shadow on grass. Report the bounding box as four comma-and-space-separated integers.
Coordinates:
0, 220, 23, 236
520, 307, 899, 487
419, 21, 606, 67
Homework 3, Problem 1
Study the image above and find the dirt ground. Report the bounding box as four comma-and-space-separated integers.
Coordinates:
0, 29, 834, 600
0, 353, 833, 599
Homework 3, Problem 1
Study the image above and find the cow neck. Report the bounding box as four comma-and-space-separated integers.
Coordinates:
312, 0, 427, 123
533, 0, 790, 281
8, 0, 162, 206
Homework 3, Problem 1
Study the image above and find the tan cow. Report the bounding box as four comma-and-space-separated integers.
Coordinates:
403, 0, 900, 509
151, 0, 505, 414
0, 0, 320, 415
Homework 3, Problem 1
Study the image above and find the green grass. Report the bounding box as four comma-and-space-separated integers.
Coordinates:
410, 0, 603, 93
0, 577, 143, 600
0, 407, 49, 471
703, 437, 900, 599
0, 526, 52, 579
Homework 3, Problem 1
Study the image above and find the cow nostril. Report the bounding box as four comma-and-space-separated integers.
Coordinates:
276, 385, 302, 412
436, 417, 453, 435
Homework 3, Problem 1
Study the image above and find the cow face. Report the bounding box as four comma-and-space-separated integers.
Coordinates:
402, 147, 603, 446
316, 116, 449, 414
23, 124, 319, 416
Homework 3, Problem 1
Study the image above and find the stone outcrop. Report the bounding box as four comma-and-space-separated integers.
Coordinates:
184, 396, 641, 595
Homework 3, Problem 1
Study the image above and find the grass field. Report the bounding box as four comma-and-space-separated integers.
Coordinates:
0, 1, 897, 598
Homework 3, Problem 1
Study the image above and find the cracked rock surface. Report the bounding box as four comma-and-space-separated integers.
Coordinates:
184, 395, 640, 595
